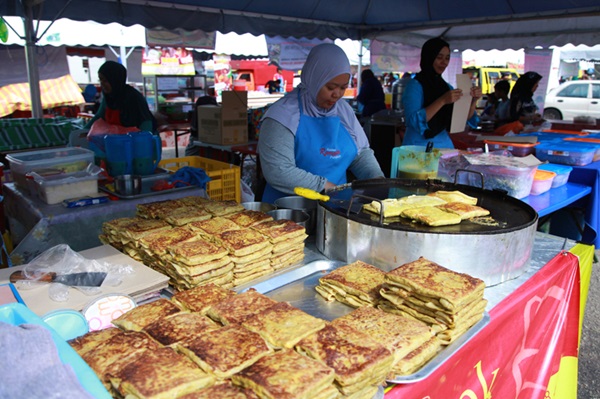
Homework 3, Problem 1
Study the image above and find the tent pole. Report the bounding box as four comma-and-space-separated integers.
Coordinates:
357, 39, 363, 91
24, 7, 43, 118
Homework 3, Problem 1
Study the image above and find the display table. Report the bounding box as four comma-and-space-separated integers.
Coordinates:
3, 182, 206, 265
521, 182, 591, 217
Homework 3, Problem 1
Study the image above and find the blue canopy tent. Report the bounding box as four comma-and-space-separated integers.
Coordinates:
2, 0, 599, 116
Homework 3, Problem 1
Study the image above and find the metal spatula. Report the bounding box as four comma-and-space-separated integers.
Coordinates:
293, 187, 364, 214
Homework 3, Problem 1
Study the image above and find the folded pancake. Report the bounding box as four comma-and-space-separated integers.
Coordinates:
170, 256, 232, 277
205, 288, 278, 325
233, 259, 272, 276
112, 298, 182, 331
108, 347, 214, 399
81, 331, 160, 388
436, 311, 486, 345
143, 312, 219, 346
175, 324, 273, 378
385, 257, 485, 312
188, 217, 242, 238
271, 234, 307, 254
400, 206, 462, 226
202, 200, 245, 216
173, 270, 234, 292
231, 349, 336, 399
137, 199, 184, 219
216, 229, 272, 257
316, 260, 386, 307
270, 248, 305, 270
295, 323, 394, 394
159, 205, 212, 226
171, 283, 237, 313
103, 217, 172, 242
177, 195, 211, 208
228, 245, 273, 264
427, 190, 478, 205
69, 327, 122, 358
224, 210, 274, 228
377, 301, 448, 334
168, 239, 229, 266
393, 336, 443, 376
435, 202, 490, 220
333, 306, 433, 366
180, 262, 235, 285
242, 302, 326, 349
363, 195, 447, 218
179, 381, 260, 399
251, 219, 306, 243
342, 385, 380, 399
138, 226, 199, 258
233, 268, 274, 286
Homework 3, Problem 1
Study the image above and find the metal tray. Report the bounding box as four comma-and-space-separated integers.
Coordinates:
236, 259, 490, 384
99, 169, 196, 199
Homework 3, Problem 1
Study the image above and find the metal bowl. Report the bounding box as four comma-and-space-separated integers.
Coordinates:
241, 201, 276, 213
268, 209, 310, 229
114, 174, 142, 196
274, 196, 318, 234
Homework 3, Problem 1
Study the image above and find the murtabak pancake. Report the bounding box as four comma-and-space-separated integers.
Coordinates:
138, 226, 199, 257
181, 262, 235, 285
228, 245, 273, 264
112, 298, 182, 331
251, 219, 306, 243
177, 195, 211, 208
271, 234, 307, 254
69, 327, 122, 358
215, 229, 272, 257
295, 322, 394, 395
159, 205, 212, 226
178, 381, 259, 399
168, 239, 229, 266
205, 288, 278, 325
175, 324, 273, 378
233, 269, 273, 286
363, 195, 447, 218
174, 270, 234, 292
224, 210, 273, 228
143, 312, 219, 346
202, 200, 245, 216
400, 205, 462, 226
108, 347, 214, 399
394, 336, 442, 376
103, 217, 172, 242
170, 256, 232, 277
188, 217, 242, 237
435, 201, 490, 220
231, 349, 336, 399
385, 257, 485, 312
316, 260, 386, 307
241, 302, 326, 349
137, 199, 184, 219
427, 190, 478, 205
270, 248, 305, 269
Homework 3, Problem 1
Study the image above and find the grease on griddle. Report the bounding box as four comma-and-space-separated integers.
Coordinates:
469, 216, 506, 228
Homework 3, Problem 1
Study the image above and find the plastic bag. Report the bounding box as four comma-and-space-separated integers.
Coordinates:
14, 244, 135, 302
87, 118, 140, 140
241, 180, 255, 202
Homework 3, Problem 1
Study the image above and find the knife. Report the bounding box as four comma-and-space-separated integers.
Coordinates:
9, 271, 107, 287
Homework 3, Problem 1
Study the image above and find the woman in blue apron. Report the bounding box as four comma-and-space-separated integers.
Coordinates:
258, 43, 384, 204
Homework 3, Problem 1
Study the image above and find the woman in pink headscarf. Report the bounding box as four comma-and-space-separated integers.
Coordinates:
258, 43, 384, 203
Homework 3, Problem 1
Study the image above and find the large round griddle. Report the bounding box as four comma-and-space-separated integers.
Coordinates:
316, 178, 538, 286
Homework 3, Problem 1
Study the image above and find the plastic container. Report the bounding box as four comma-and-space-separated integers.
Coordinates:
6, 147, 95, 192
563, 137, 600, 161
42, 309, 89, 341
535, 141, 596, 166
483, 140, 538, 157
158, 156, 241, 202
538, 163, 572, 188
391, 145, 441, 179
29, 168, 100, 204
462, 153, 538, 199
530, 169, 556, 196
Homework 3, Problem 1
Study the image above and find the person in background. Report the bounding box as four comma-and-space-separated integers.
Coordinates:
85, 61, 157, 133
507, 71, 543, 125
493, 79, 511, 123
273, 68, 285, 92
258, 43, 384, 203
356, 69, 387, 120
265, 79, 281, 94
402, 37, 481, 148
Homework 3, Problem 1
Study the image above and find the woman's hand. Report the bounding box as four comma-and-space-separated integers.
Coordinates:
470, 86, 482, 101
440, 89, 463, 105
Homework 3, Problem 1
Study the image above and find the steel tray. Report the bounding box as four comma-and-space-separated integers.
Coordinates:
99, 169, 196, 199
236, 259, 490, 384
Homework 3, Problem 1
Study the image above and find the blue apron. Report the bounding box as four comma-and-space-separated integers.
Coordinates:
263, 94, 358, 203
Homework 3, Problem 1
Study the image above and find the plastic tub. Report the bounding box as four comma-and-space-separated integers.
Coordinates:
28, 167, 100, 204
391, 145, 441, 179
538, 163, 572, 188
483, 140, 538, 157
530, 169, 556, 196
535, 141, 596, 166
6, 147, 95, 192
563, 137, 600, 161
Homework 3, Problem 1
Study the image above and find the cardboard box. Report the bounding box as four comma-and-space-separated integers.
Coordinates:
197, 91, 248, 145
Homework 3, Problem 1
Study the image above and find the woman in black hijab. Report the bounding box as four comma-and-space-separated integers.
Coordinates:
402, 37, 481, 148
508, 71, 543, 125
85, 61, 157, 133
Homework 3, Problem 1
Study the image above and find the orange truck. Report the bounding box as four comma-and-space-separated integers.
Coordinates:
229, 60, 294, 92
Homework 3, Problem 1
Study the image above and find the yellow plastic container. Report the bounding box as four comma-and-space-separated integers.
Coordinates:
158, 156, 241, 202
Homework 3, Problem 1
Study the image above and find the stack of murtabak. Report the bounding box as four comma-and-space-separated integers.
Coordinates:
70, 283, 395, 398
99, 196, 307, 291
315, 257, 487, 377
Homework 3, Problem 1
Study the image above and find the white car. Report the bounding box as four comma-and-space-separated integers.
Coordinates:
543, 80, 600, 120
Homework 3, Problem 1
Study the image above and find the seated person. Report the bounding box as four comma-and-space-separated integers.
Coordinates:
493, 80, 511, 125
265, 79, 281, 94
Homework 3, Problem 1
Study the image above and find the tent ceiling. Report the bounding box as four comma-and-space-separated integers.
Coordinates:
2, 0, 599, 50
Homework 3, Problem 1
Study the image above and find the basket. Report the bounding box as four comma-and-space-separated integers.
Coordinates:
158, 156, 241, 202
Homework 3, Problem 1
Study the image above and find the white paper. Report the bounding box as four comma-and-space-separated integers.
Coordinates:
450, 74, 473, 133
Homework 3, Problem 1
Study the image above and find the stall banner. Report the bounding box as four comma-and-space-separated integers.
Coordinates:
387, 251, 580, 399
146, 28, 216, 50
265, 36, 331, 71
369, 40, 421, 76
213, 54, 232, 94
141, 47, 195, 76
524, 48, 553, 113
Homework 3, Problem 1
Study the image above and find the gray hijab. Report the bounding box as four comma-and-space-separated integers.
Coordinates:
264, 43, 369, 150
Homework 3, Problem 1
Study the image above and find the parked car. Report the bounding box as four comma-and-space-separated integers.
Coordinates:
543, 80, 600, 120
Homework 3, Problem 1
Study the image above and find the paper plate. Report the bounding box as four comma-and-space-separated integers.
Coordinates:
82, 293, 136, 331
